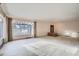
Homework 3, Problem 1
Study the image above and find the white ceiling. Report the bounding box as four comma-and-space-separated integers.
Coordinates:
2, 3, 79, 21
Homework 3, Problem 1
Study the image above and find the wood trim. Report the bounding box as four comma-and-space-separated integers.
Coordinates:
7, 17, 13, 41
34, 21, 37, 38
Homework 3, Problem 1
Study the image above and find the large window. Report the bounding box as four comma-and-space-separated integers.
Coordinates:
0, 18, 3, 39
13, 23, 32, 36
12, 20, 34, 39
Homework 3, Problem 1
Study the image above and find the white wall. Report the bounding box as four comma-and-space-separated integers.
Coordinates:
37, 21, 52, 37
53, 20, 79, 38
0, 7, 3, 16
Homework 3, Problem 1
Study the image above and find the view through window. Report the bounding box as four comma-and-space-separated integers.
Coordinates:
12, 23, 32, 36
12, 20, 33, 38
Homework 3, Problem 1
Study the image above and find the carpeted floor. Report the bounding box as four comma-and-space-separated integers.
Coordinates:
0, 36, 79, 56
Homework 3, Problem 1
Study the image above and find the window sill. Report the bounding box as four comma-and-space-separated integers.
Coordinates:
13, 35, 33, 40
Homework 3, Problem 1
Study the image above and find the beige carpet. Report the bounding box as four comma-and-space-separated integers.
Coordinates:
0, 36, 79, 56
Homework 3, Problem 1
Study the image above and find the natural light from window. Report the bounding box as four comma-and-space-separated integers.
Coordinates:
64, 31, 78, 38
12, 20, 34, 39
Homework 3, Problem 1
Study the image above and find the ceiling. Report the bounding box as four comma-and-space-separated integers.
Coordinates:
1, 3, 79, 21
